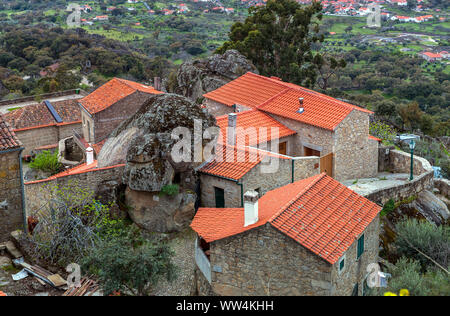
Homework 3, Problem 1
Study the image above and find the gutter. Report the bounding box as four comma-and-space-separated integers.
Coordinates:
0, 146, 27, 233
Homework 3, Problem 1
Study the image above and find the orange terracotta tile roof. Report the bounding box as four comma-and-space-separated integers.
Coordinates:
215, 109, 296, 146
92, 139, 106, 155
79, 78, 163, 114
199, 144, 262, 181
25, 161, 126, 184
203, 72, 287, 108
3, 99, 81, 131
204, 72, 372, 131
199, 143, 289, 181
0, 114, 21, 150
191, 173, 381, 264
369, 135, 382, 142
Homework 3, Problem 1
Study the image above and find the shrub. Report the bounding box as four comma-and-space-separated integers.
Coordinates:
82, 237, 177, 296
382, 257, 450, 296
29, 150, 61, 175
381, 199, 395, 217
160, 184, 179, 197
369, 121, 396, 145
394, 218, 449, 269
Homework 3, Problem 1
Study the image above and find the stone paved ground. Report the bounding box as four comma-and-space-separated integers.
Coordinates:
150, 228, 197, 296
342, 172, 410, 196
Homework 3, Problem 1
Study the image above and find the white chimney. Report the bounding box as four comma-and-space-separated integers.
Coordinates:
154, 77, 161, 91
244, 190, 259, 227
227, 113, 237, 146
297, 97, 304, 114
86, 146, 94, 165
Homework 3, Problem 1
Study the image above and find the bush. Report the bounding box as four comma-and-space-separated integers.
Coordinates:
160, 184, 179, 197
383, 257, 450, 296
381, 199, 395, 217
29, 150, 61, 175
369, 121, 396, 145
82, 237, 177, 296
394, 218, 449, 269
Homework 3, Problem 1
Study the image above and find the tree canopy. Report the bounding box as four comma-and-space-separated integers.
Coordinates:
217, 0, 328, 87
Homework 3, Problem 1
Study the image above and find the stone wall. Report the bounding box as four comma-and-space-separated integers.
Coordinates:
199, 156, 320, 208
93, 91, 153, 143
331, 216, 380, 296
15, 122, 82, 156
206, 224, 333, 296
334, 110, 378, 181
24, 165, 125, 217
0, 149, 24, 240
0, 90, 86, 107
366, 148, 434, 205
196, 216, 380, 296
204, 99, 236, 117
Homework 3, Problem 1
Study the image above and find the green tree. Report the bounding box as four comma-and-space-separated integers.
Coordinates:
217, 0, 326, 87
82, 237, 177, 296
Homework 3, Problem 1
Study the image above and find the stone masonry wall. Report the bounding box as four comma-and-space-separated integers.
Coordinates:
24, 165, 125, 217
199, 156, 320, 208
367, 148, 434, 205
93, 91, 153, 143
207, 224, 333, 296
204, 99, 237, 117
15, 123, 82, 155
196, 216, 380, 296
334, 110, 378, 181
331, 216, 380, 296
0, 150, 23, 240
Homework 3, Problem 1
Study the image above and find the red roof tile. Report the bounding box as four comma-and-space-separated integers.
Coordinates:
215, 109, 296, 146
199, 143, 289, 181
191, 173, 381, 264
0, 114, 21, 150
3, 99, 81, 130
79, 78, 163, 114
203, 72, 287, 108
204, 72, 372, 130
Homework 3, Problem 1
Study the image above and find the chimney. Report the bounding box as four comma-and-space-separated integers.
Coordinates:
86, 146, 94, 165
297, 97, 304, 114
244, 190, 259, 227
154, 77, 161, 91
227, 113, 237, 146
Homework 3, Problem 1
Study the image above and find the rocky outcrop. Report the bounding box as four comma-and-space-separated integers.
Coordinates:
97, 93, 216, 232
125, 188, 196, 233
411, 190, 449, 225
174, 49, 258, 102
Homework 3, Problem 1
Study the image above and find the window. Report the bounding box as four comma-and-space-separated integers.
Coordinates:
214, 187, 225, 208
339, 256, 345, 272
357, 234, 365, 259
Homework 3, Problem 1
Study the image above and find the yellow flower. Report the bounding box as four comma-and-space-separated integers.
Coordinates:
399, 289, 410, 296
384, 292, 398, 296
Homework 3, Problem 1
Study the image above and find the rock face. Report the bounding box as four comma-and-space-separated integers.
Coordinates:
412, 190, 449, 225
97, 93, 216, 232
125, 188, 196, 233
174, 49, 258, 102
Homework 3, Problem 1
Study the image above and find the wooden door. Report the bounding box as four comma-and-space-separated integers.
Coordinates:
279, 142, 287, 155
320, 152, 333, 177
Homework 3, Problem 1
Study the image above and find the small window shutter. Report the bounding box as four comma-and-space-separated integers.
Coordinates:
357, 234, 365, 259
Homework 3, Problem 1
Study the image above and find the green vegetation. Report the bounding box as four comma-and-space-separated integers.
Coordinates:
29, 150, 61, 175
160, 184, 179, 197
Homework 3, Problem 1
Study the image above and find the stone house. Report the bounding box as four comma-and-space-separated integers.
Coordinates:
203, 72, 379, 181
191, 173, 382, 296
0, 114, 25, 240
3, 98, 83, 156
77, 78, 163, 153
